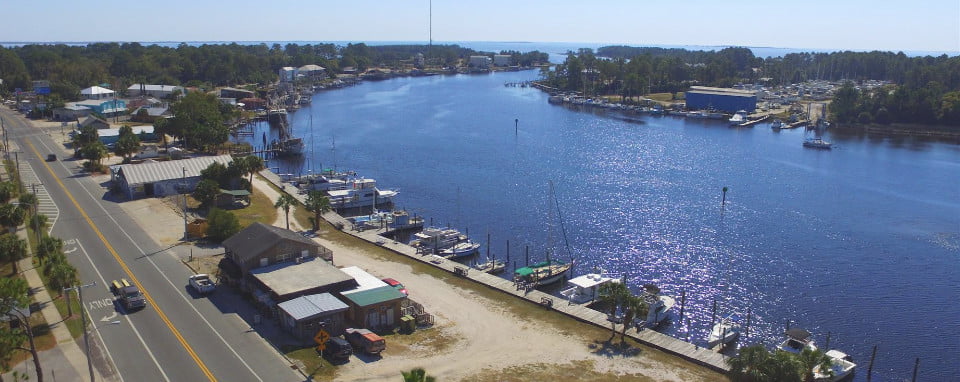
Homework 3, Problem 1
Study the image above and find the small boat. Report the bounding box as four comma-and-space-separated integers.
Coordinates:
560, 273, 620, 304
728, 110, 748, 125
473, 258, 506, 274
803, 137, 833, 149
814, 349, 857, 381
439, 241, 481, 259
635, 291, 676, 329
779, 328, 818, 354
771, 119, 784, 129
707, 314, 741, 348
514, 259, 573, 286
327, 178, 398, 210
411, 227, 468, 252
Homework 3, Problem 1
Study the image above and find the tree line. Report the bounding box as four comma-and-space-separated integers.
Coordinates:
540, 47, 960, 126
0, 42, 548, 102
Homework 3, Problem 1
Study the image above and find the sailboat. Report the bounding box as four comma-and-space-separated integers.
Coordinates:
274, 117, 304, 156
513, 181, 575, 287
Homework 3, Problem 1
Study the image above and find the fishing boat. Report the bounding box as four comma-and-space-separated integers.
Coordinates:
707, 313, 741, 348
728, 110, 748, 125
514, 259, 573, 286
560, 273, 620, 304
814, 349, 857, 381
439, 240, 481, 259
472, 257, 506, 274
266, 108, 287, 125
803, 137, 832, 149
779, 328, 818, 354
635, 285, 676, 328
411, 227, 468, 252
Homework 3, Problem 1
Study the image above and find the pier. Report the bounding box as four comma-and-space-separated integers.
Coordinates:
258, 168, 731, 373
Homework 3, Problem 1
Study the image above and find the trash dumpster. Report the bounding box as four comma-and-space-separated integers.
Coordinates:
400, 314, 416, 333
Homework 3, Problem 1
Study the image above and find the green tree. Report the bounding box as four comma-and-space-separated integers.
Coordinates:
619, 294, 648, 342
274, 194, 297, 230
169, 91, 230, 151
0, 234, 28, 274
80, 141, 109, 167
206, 208, 240, 242
241, 155, 264, 187
192, 179, 220, 208
0, 181, 17, 203
797, 348, 833, 382
36, 236, 64, 265
44, 254, 79, 297
114, 125, 141, 161
304, 191, 331, 231
728, 344, 773, 382
0, 277, 41, 381
0, 203, 27, 230
597, 281, 630, 341
400, 367, 436, 382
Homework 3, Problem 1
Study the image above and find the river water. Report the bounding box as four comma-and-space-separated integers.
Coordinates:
250, 70, 959, 380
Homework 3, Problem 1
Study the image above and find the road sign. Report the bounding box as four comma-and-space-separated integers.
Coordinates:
314, 329, 330, 345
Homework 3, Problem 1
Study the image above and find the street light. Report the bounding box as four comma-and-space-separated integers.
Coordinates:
64, 282, 97, 382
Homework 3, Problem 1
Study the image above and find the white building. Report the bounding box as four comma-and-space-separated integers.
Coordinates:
468, 56, 492, 69
493, 55, 512, 67
80, 86, 115, 100
127, 84, 184, 99
279, 67, 298, 82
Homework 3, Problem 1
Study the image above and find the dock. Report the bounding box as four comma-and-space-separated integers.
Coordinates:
736, 114, 770, 127
258, 169, 731, 373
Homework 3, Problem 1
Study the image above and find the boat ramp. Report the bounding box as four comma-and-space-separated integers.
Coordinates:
258, 168, 731, 373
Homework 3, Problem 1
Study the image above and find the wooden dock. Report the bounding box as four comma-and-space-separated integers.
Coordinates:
258, 169, 731, 373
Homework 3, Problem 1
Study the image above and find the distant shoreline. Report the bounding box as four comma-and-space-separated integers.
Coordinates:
833, 123, 960, 141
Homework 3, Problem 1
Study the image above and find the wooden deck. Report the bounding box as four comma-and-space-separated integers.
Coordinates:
259, 169, 731, 372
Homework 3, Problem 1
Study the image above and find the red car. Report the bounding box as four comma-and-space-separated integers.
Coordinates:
381, 278, 408, 296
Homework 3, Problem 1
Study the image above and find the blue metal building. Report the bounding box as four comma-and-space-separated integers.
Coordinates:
685, 86, 757, 113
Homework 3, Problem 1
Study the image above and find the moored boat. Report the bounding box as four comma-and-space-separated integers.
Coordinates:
803, 137, 832, 149
707, 313, 741, 348
771, 118, 784, 129
327, 178, 398, 210
635, 285, 675, 329
814, 349, 857, 381
728, 110, 748, 125
779, 328, 818, 354
411, 227, 468, 252
472, 257, 506, 274
439, 240, 481, 259
514, 259, 573, 286
560, 273, 620, 304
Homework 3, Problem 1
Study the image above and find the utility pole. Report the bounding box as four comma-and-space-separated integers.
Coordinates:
65, 282, 97, 382
182, 167, 188, 240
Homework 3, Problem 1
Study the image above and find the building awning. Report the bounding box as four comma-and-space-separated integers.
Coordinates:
341, 285, 405, 307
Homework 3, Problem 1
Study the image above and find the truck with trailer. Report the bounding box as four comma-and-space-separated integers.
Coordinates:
110, 279, 146, 311
344, 328, 386, 355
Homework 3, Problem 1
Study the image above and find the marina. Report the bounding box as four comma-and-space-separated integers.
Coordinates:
247, 70, 959, 380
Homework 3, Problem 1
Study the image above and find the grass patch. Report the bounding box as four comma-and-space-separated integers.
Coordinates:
283, 345, 338, 380
232, 185, 279, 229
380, 324, 459, 355
51, 293, 85, 339
645, 92, 674, 102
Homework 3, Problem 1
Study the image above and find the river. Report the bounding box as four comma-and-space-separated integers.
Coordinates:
246, 70, 959, 380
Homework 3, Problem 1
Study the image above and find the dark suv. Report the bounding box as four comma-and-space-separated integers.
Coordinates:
323, 337, 352, 362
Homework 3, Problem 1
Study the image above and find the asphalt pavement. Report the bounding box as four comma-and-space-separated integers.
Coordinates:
0, 108, 305, 382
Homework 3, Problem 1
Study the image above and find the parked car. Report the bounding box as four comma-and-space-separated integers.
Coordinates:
344, 328, 386, 355
323, 337, 352, 361
188, 274, 216, 294
381, 278, 408, 296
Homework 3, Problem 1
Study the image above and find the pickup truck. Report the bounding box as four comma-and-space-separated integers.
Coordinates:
344, 328, 386, 355
188, 274, 216, 294
110, 279, 146, 311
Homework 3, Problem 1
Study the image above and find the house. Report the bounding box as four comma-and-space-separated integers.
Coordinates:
247, 256, 356, 306
277, 293, 349, 342
97, 125, 157, 147
77, 115, 110, 130
127, 84, 184, 99
80, 86, 115, 100
222, 222, 333, 276
493, 55, 512, 67
215, 189, 250, 208
219, 87, 255, 100
238, 98, 266, 110
341, 285, 406, 330
297, 64, 326, 80
71, 99, 126, 117
111, 154, 233, 199
53, 104, 93, 121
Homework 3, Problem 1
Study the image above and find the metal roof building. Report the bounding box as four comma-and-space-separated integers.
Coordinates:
685, 86, 758, 113
277, 293, 350, 339
113, 155, 233, 199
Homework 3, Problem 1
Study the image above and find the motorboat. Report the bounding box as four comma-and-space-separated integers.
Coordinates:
473, 258, 506, 274
560, 273, 620, 304
814, 349, 857, 381
411, 227, 468, 252
728, 110, 748, 125
635, 290, 676, 329
707, 314, 741, 348
803, 137, 833, 149
439, 241, 481, 259
771, 119, 784, 129
779, 328, 818, 354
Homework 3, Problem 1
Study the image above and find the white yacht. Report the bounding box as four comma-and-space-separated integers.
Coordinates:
326, 178, 398, 209
814, 349, 857, 381
411, 227, 468, 251
803, 137, 833, 149
439, 241, 481, 258
779, 328, 818, 354
707, 314, 741, 348
560, 273, 620, 304
728, 110, 748, 125
635, 288, 675, 329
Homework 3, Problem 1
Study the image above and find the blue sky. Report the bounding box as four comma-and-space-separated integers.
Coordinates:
5, 0, 959, 53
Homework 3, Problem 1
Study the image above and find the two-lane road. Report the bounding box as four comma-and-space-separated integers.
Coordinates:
1, 109, 303, 382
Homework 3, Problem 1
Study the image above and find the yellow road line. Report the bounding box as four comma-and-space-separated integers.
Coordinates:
26, 140, 217, 382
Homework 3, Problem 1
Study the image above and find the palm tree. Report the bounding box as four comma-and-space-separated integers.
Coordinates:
728, 344, 804, 382
797, 348, 834, 382
401, 367, 435, 382
597, 281, 630, 341
243, 155, 265, 186
619, 294, 648, 342
304, 190, 331, 231
0, 234, 28, 274
274, 193, 297, 230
